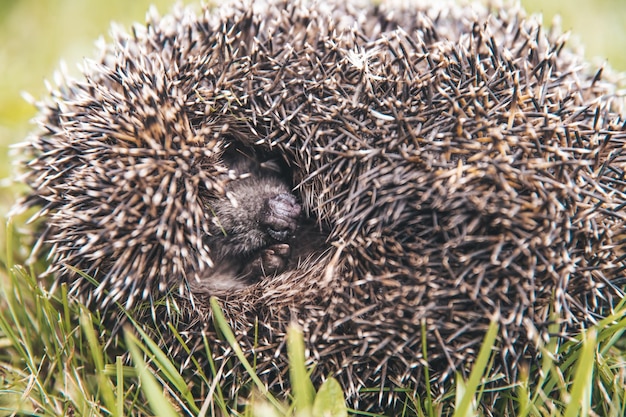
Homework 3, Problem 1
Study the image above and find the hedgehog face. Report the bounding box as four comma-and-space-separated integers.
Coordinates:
197, 146, 302, 289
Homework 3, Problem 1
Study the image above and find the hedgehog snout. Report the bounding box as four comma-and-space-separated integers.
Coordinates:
262, 193, 301, 241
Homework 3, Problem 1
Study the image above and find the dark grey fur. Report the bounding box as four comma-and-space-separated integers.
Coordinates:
199, 149, 302, 290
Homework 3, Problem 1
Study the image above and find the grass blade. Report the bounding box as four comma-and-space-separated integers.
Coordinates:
125, 330, 180, 417
453, 317, 499, 417
287, 324, 315, 414
80, 310, 117, 416
210, 296, 286, 413
563, 329, 596, 417
312, 378, 347, 417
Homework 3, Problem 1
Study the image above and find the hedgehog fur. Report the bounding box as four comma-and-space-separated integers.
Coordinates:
16, 0, 626, 412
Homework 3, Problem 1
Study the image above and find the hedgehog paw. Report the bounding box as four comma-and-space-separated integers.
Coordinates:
243, 243, 291, 279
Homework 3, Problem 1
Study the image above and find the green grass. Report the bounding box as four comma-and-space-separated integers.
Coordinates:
1, 0, 626, 416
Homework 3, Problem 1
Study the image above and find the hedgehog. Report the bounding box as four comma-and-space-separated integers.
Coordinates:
15, 0, 626, 412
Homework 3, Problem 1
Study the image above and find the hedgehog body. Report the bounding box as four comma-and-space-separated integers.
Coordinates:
18, 0, 626, 411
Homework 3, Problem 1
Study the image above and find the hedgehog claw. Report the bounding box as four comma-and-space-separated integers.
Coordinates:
242, 243, 291, 279
260, 243, 290, 273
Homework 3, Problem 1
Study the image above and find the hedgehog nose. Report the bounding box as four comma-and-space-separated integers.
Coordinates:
262, 193, 301, 241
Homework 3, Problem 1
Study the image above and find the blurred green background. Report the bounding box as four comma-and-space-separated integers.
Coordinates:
0, 0, 625, 217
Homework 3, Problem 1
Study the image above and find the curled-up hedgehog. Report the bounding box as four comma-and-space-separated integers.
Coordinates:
14, 0, 626, 412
